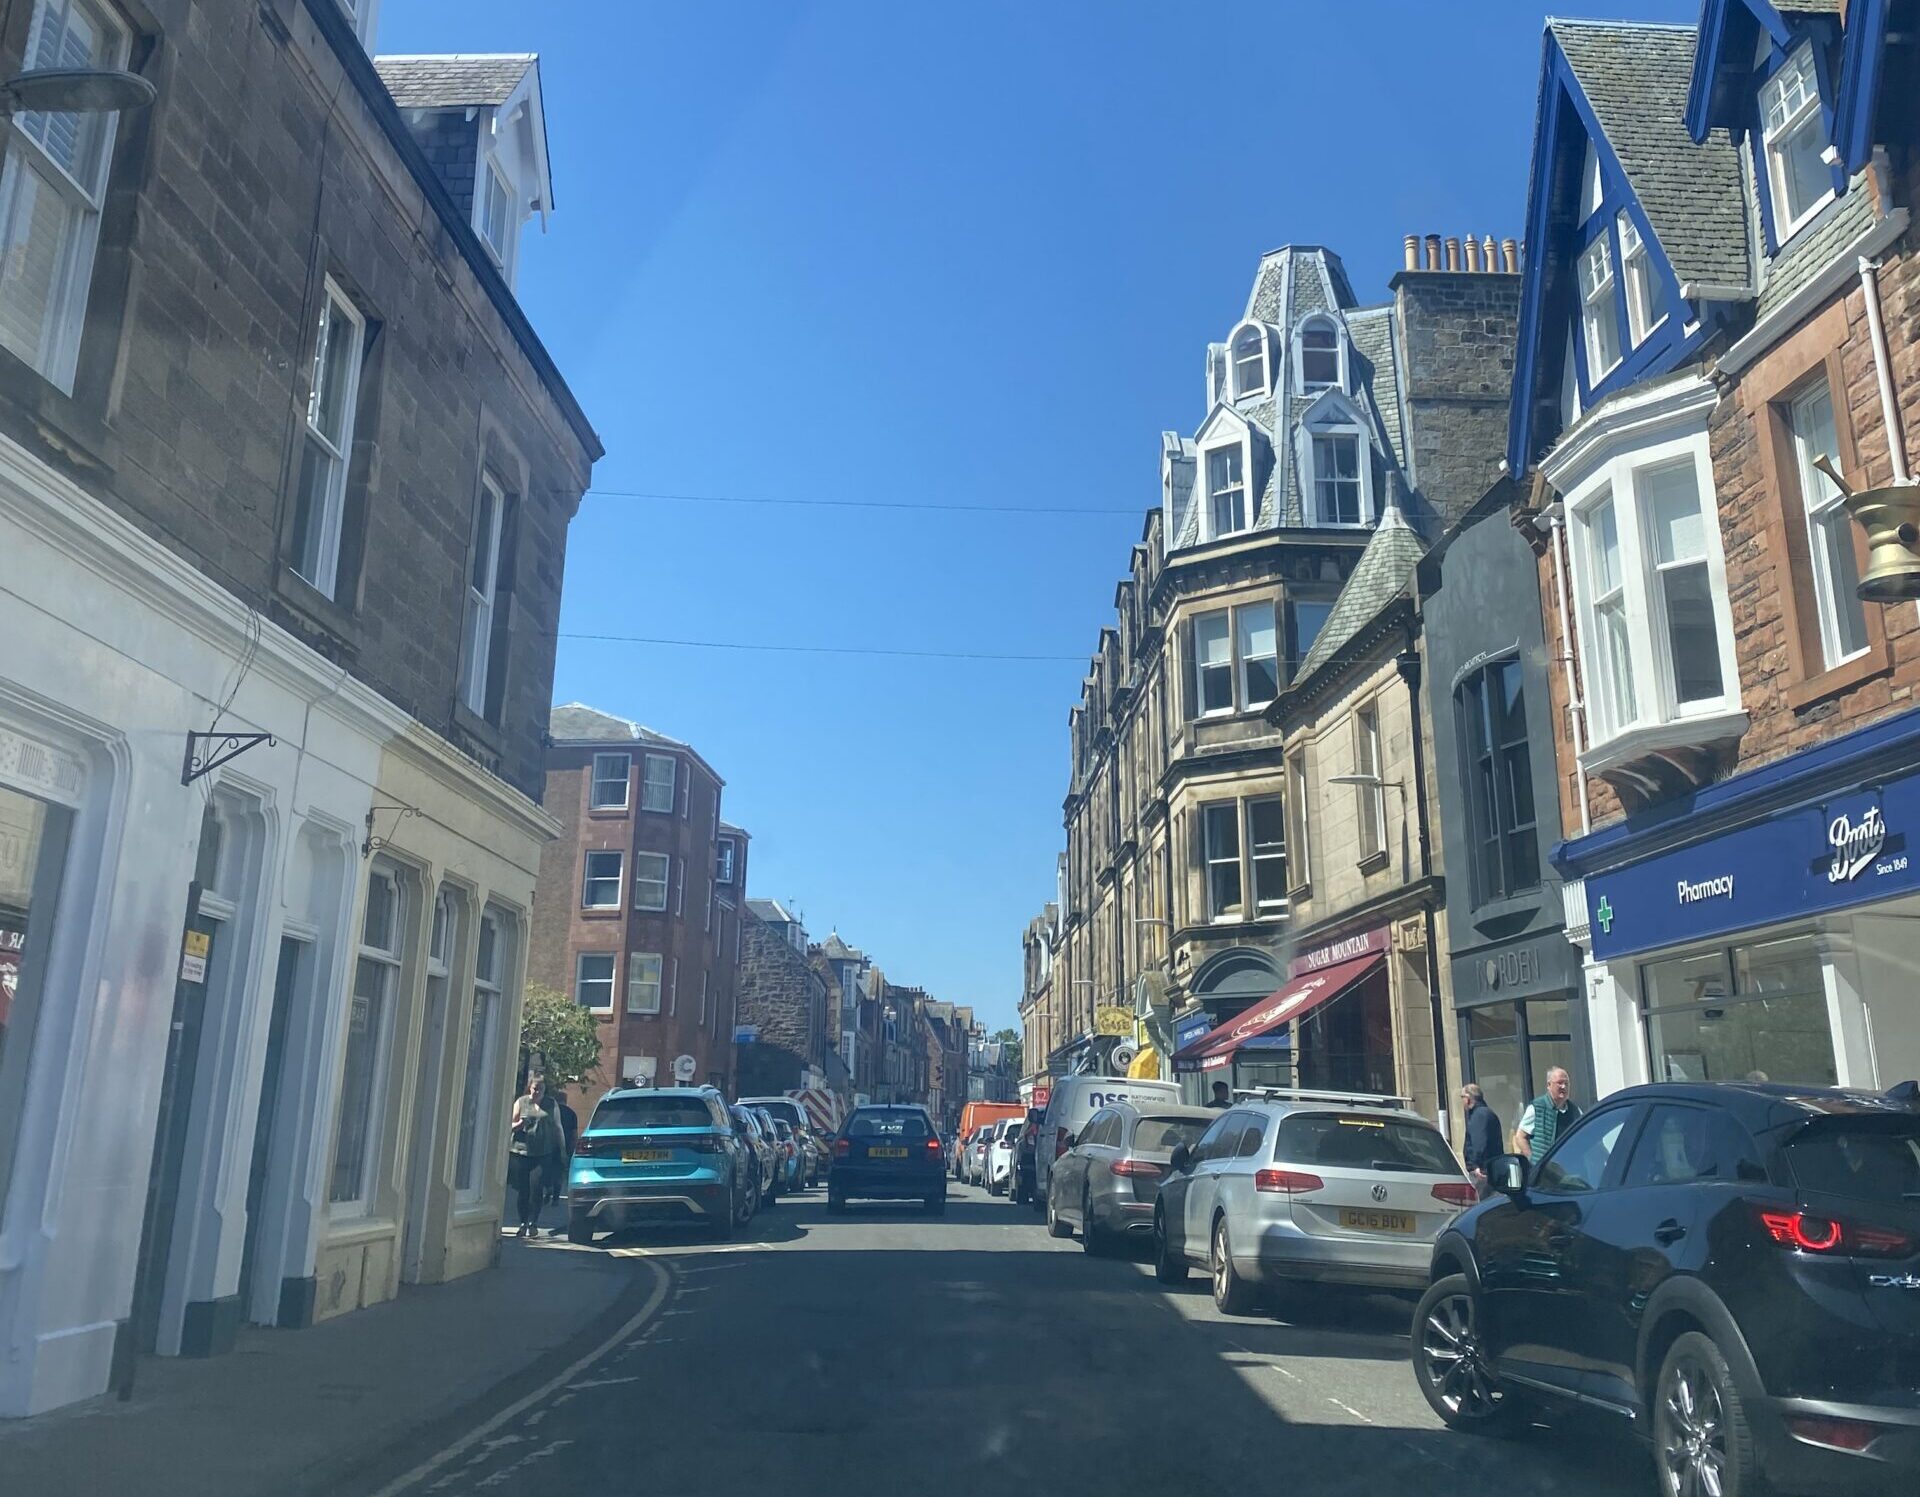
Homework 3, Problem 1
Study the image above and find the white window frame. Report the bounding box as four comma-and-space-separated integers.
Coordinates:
1788, 375, 1869, 670
1355, 702, 1386, 861
1289, 752, 1313, 891
1760, 44, 1834, 245
581, 850, 623, 910
641, 752, 675, 812
1580, 488, 1638, 740
1307, 427, 1369, 526
289, 278, 366, 599
716, 838, 736, 884
632, 850, 670, 911
458, 473, 506, 715
699, 969, 709, 1025
1578, 235, 1622, 385
1194, 609, 1234, 716
1201, 801, 1242, 921
1559, 419, 1741, 757
625, 952, 662, 1014
1229, 322, 1268, 398
0, 0, 131, 392
1617, 212, 1666, 348
1237, 604, 1279, 710
455, 909, 506, 1198
1247, 795, 1287, 914
331, 864, 403, 1214
674, 859, 684, 916
1295, 316, 1344, 393
590, 752, 631, 810
1579, 139, 1604, 222
1203, 440, 1248, 538
476, 150, 514, 272
574, 951, 615, 1012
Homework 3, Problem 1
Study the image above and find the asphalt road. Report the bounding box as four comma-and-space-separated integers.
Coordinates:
355, 1181, 1654, 1497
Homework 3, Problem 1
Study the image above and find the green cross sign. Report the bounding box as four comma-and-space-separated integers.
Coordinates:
1595, 895, 1614, 934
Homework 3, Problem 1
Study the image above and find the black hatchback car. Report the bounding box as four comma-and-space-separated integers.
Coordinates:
1411, 1081, 1920, 1497
828, 1105, 946, 1214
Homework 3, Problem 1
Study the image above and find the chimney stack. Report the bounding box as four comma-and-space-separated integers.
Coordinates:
1464, 235, 1481, 272
1403, 235, 1420, 272
1444, 236, 1462, 272
1424, 233, 1442, 271
1501, 238, 1520, 273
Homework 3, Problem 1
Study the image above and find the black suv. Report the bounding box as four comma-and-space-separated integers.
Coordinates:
1411, 1081, 1919, 1497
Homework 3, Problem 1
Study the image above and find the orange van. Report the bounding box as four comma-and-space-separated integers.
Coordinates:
952, 1100, 1024, 1176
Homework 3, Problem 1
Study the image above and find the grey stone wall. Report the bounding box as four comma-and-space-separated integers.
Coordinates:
736, 910, 826, 1095
1393, 270, 1522, 524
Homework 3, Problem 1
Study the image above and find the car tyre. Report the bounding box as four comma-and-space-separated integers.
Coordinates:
1045, 1188, 1073, 1239
925, 1192, 946, 1216
1654, 1331, 1761, 1497
1152, 1207, 1188, 1284
1211, 1217, 1257, 1315
1411, 1274, 1523, 1436
565, 1211, 594, 1246
826, 1188, 846, 1214
1080, 1192, 1109, 1256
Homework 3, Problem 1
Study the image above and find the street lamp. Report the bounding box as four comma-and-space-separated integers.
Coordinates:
0, 67, 156, 118
1330, 772, 1410, 878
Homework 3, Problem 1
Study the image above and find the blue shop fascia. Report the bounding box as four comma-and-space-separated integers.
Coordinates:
1555, 704, 1920, 1099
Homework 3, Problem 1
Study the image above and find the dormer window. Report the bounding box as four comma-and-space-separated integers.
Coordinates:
1311, 433, 1364, 525
479, 157, 513, 265
1230, 324, 1268, 398
1205, 444, 1247, 536
1761, 46, 1833, 243
1578, 235, 1621, 383
1617, 212, 1666, 346
1297, 318, 1342, 392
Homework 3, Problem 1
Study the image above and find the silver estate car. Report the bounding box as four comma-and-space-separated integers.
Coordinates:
1153, 1089, 1478, 1314
1046, 1101, 1215, 1254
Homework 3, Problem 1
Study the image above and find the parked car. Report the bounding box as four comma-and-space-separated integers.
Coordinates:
739, 1095, 823, 1182
1010, 1106, 1045, 1206
986, 1120, 1023, 1195
1036, 1075, 1179, 1205
768, 1117, 805, 1193
751, 1107, 791, 1199
1048, 1101, 1214, 1254
955, 1100, 1024, 1170
731, 1104, 780, 1208
566, 1086, 754, 1243
1411, 1080, 1920, 1497
964, 1126, 992, 1186
798, 1126, 826, 1185
829, 1104, 946, 1214
1154, 1088, 1475, 1314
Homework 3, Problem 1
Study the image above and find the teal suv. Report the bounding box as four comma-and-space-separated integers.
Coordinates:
567, 1086, 751, 1243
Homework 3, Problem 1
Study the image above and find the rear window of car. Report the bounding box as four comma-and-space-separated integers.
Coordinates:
849, 1111, 931, 1139
1781, 1118, 1920, 1205
750, 1100, 805, 1129
593, 1095, 716, 1129
1133, 1116, 1209, 1154
1274, 1113, 1457, 1173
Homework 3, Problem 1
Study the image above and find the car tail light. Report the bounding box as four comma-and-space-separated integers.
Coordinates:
1786, 1415, 1882, 1452
834, 1137, 850, 1158
1431, 1182, 1478, 1208
1054, 1128, 1071, 1159
572, 1136, 600, 1157
1110, 1158, 1163, 1178
924, 1137, 942, 1154
1756, 1208, 1915, 1258
1254, 1169, 1324, 1194
688, 1136, 725, 1155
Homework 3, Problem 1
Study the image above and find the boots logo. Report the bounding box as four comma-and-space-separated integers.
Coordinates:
1828, 807, 1886, 883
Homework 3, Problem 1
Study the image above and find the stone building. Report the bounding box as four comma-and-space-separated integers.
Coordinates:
735, 901, 833, 1097
0, 0, 598, 1417
1017, 903, 1058, 1095
527, 706, 747, 1114
1506, 8, 1920, 1099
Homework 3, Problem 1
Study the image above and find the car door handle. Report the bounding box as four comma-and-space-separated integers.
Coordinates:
1653, 1220, 1687, 1245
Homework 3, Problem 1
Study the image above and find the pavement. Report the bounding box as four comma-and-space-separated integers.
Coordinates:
0, 1205, 658, 1497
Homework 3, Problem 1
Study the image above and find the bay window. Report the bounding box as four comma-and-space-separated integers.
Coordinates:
626, 953, 662, 1015
641, 753, 675, 812
1202, 802, 1242, 920
632, 851, 669, 912
1191, 601, 1280, 716
1195, 611, 1233, 714
1247, 797, 1287, 913
1237, 607, 1279, 708
1641, 460, 1724, 706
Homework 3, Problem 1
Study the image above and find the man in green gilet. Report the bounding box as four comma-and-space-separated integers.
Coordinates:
1515, 1066, 1580, 1161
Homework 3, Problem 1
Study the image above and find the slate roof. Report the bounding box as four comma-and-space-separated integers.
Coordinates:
746, 898, 794, 923
820, 933, 865, 962
1552, 21, 1752, 295
374, 53, 535, 109
548, 702, 689, 748
1293, 505, 1427, 681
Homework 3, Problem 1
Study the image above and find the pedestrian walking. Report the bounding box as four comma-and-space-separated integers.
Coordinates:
546, 1088, 579, 1208
1460, 1082, 1503, 1198
1514, 1066, 1581, 1161
509, 1075, 563, 1237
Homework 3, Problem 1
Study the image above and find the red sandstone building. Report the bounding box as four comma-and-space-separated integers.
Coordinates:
529, 705, 750, 1111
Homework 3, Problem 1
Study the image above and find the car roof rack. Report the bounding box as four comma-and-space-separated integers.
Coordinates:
1233, 1086, 1415, 1110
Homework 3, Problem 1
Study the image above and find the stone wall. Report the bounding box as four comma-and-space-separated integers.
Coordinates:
1394, 269, 1523, 523
736, 908, 825, 1094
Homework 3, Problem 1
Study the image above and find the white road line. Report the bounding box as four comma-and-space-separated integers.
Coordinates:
360, 1258, 672, 1497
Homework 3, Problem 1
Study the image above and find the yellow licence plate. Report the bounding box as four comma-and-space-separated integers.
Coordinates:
869, 1146, 909, 1158
622, 1149, 669, 1162
1339, 1207, 1415, 1234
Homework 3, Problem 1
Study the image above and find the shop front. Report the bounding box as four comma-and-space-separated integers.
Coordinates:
1449, 931, 1588, 1131
1564, 705, 1920, 1098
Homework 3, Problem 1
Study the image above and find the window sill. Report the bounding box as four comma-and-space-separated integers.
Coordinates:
580, 906, 623, 919
1579, 708, 1749, 779
324, 1212, 397, 1245
632, 903, 669, 915
271, 566, 364, 659
451, 698, 504, 753
1786, 638, 1890, 713
1357, 849, 1392, 876
0, 347, 119, 477
587, 804, 632, 818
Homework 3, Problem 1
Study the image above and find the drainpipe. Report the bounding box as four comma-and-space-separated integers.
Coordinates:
1859, 255, 1911, 484
1396, 624, 1450, 1127
1548, 513, 1592, 836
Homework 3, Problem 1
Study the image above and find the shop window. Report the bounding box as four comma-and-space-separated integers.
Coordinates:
1457, 658, 1540, 902
454, 909, 508, 1197
332, 865, 403, 1209
0, 780, 75, 1214
1640, 939, 1838, 1087
1464, 1005, 1525, 1128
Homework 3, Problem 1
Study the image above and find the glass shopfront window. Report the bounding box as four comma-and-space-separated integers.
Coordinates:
1641, 936, 1837, 1086
0, 780, 75, 1214
1462, 994, 1576, 1126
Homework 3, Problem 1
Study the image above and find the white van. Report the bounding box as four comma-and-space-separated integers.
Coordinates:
1035, 1075, 1179, 1200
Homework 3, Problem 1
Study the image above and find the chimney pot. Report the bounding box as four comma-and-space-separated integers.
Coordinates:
1464, 236, 1482, 272
1501, 238, 1520, 274
1483, 234, 1498, 271
1444, 236, 1461, 272
1424, 233, 1442, 271
1403, 234, 1420, 272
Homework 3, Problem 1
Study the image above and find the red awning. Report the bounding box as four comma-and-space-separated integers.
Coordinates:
1171, 952, 1383, 1073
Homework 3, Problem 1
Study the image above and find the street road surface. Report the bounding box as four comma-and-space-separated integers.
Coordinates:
357, 1183, 1650, 1497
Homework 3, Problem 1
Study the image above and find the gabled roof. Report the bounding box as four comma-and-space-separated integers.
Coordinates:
746, 898, 795, 923
1552, 20, 1751, 297
547, 702, 689, 749
1292, 505, 1427, 682
374, 53, 535, 108
820, 933, 865, 962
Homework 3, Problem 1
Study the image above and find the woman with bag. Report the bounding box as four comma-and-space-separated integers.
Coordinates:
509, 1075, 563, 1237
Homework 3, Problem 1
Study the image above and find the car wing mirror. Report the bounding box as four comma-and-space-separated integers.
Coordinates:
1489, 1153, 1528, 1197
1168, 1143, 1192, 1173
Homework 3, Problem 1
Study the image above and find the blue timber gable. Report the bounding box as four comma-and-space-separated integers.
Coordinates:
1508, 22, 1733, 476
1833, 0, 1917, 174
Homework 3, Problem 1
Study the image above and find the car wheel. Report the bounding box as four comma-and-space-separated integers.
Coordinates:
1152, 1207, 1188, 1284
1654, 1331, 1760, 1497
925, 1192, 946, 1216
826, 1188, 845, 1214
1081, 1192, 1108, 1256
1412, 1274, 1521, 1435
1211, 1217, 1257, 1315
1045, 1188, 1073, 1239
565, 1211, 594, 1246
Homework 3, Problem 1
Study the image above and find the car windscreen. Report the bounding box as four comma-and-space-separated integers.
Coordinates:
1133, 1116, 1210, 1154
1781, 1117, 1920, 1205
848, 1112, 931, 1140
1273, 1113, 1458, 1173
592, 1096, 715, 1129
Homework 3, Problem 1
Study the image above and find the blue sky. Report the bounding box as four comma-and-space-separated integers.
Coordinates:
381, 0, 1693, 1032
